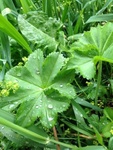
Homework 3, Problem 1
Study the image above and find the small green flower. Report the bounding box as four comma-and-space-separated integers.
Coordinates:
5, 81, 13, 89
22, 56, 28, 63
18, 62, 23, 66
1, 89, 9, 97
110, 129, 113, 135
0, 81, 4, 88
12, 82, 19, 93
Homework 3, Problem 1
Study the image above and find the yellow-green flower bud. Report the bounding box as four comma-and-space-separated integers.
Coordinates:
18, 62, 23, 66
110, 129, 113, 135
5, 81, 13, 89
1, 89, 9, 97
12, 82, 19, 92
22, 57, 28, 63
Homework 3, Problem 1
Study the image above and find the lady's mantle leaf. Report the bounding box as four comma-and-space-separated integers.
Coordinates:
18, 15, 58, 53
67, 22, 113, 79
0, 49, 76, 128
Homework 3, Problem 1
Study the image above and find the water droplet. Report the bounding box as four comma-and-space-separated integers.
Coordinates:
17, 73, 21, 77
28, 119, 31, 123
36, 70, 40, 75
40, 99, 42, 103
3, 59, 7, 65
25, 141, 29, 144
1, 126, 4, 130
60, 84, 63, 88
80, 114, 83, 117
48, 117, 53, 121
27, 87, 30, 89
49, 124, 52, 127
36, 105, 39, 108
9, 104, 14, 109
46, 137, 50, 144
33, 56, 36, 59
48, 104, 53, 109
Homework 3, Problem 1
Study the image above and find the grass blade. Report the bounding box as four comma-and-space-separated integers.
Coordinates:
0, 14, 32, 53
86, 14, 113, 23
96, 0, 113, 15
19, 0, 36, 13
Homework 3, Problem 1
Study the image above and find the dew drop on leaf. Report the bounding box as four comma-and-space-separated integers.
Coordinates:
40, 99, 42, 103
49, 124, 52, 127
17, 73, 21, 77
48, 117, 53, 121
1, 126, 4, 130
27, 87, 30, 90
60, 84, 63, 88
48, 104, 53, 109
9, 104, 15, 109
3, 60, 7, 65
33, 56, 36, 59
36, 70, 40, 75
24, 141, 29, 144
36, 105, 39, 108
80, 114, 83, 117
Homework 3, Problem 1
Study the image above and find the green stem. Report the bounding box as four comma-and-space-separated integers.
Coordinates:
95, 61, 102, 106
77, 132, 81, 147
0, 117, 78, 149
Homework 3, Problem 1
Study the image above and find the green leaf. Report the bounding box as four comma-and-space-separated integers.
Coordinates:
19, 0, 36, 13
0, 49, 76, 128
26, 11, 62, 38
0, 109, 48, 146
66, 51, 96, 79
62, 120, 93, 137
75, 97, 102, 111
108, 136, 113, 150
0, 116, 78, 149
102, 122, 113, 138
92, 126, 103, 145
0, 14, 32, 54
72, 100, 93, 132
104, 107, 113, 121
67, 22, 113, 79
79, 146, 106, 150
86, 14, 113, 23
96, 0, 113, 15
18, 15, 58, 53
109, 79, 113, 93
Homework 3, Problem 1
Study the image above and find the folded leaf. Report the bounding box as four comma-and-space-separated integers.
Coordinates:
18, 15, 58, 53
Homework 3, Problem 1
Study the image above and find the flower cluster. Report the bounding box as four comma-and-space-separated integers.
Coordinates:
18, 56, 28, 66
110, 127, 113, 135
0, 81, 19, 97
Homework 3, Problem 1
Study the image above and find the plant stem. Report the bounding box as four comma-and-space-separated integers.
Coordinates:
0, 117, 78, 149
95, 61, 102, 106
53, 126, 60, 150
77, 132, 81, 147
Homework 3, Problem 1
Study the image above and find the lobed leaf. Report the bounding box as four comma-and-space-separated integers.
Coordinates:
0, 14, 32, 54
67, 22, 113, 79
0, 49, 76, 128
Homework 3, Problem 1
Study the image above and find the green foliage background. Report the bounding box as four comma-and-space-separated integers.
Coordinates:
0, 0, 113, 150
